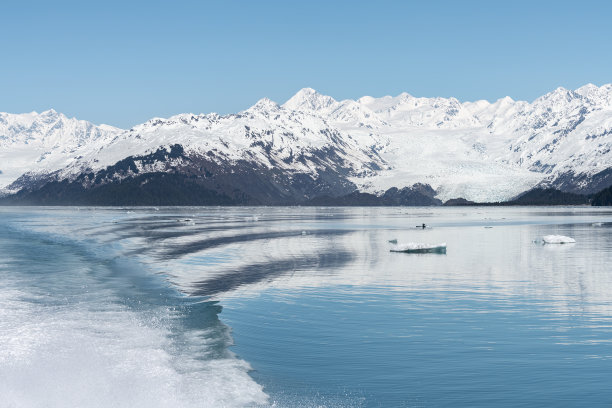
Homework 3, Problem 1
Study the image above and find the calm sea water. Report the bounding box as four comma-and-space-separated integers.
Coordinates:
1, 206, 611, 407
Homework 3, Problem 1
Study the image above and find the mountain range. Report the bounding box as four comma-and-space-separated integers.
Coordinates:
1, 84, 611, 205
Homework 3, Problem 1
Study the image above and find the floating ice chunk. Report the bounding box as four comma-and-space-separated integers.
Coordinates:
541, 235, 576, 244
592, 222, 603, 227
390, 242, 446, 254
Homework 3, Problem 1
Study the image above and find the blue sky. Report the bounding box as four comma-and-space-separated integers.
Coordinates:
1, 0, 611, 128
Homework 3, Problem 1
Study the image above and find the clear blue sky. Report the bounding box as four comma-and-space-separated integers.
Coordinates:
1, 0, 611, 128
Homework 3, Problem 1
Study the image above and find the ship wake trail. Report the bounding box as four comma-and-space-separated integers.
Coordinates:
0, 219, 268, 408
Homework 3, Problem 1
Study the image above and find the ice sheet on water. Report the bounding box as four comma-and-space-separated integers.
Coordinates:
534, 235, 576, 244
390, 242, 447, 254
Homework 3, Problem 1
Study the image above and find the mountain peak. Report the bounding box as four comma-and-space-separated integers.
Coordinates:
41, 108, 59, 117
533, 86, 579, 105
576, 83, 597, 92
495, 96, 515, 104
283, 88, 337, 111
397, 92, 414, 100
574, 83, 612, 104
249, 97, 280, 112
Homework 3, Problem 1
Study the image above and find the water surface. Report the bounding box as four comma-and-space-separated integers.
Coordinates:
1, 206, 611, 407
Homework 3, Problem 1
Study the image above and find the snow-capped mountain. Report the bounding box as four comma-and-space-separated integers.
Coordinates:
0, 109, 121, 192
1, 84, 611, 204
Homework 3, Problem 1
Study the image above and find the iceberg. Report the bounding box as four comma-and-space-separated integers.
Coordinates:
540, 235, 576, 244
390, 242, 447, 254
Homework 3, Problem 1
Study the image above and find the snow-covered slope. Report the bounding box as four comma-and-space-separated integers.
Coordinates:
58, 97, 383, 183
0, 110, 120, 191
1, 84, 611, 203
280, 84, 612, 200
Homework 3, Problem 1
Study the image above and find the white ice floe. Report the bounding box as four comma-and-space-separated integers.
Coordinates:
390, 242, 447, 254
541, 235, 576, 244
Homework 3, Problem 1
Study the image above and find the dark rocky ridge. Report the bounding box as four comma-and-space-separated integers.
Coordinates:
510, 188, 591, 205
1, 143, 611, 207
1, 144, 430, 206
443, 188, 592, 206
1, 144, 358, 206
443, 198, 477, 206
543, 168, 612, 195
591, 185, 612, 206
305, 184, 442, 206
